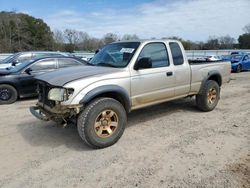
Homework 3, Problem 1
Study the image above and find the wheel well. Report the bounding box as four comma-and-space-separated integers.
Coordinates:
208, 74, 222, 86
86, 92, 130, 112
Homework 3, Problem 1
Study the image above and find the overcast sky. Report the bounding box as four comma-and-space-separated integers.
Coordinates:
1, 0, 250, 41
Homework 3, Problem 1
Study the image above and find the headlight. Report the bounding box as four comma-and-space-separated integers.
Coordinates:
48, 88, 73, 102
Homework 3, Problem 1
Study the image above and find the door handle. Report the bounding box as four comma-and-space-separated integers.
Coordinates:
166, 72, 173, 76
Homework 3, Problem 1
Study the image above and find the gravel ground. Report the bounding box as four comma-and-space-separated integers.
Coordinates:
0, 72, 249, 188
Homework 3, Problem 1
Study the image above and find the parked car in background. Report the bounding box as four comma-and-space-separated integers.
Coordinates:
231, 54, 250, 73
0, 56, 87, 104
194, 55, 221, 62
195, 56, 207, 61
206, 55, 221, 61
221, 55, 232, 61
230, 51, 248, 56
0, 51, 75, 69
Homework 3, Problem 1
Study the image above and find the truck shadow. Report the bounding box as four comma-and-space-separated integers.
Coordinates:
17, 97, 198, 151
127, 97, 198, 127
17, 120, 91, 151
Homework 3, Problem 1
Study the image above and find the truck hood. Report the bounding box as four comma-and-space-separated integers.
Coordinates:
36, 65, 122, 86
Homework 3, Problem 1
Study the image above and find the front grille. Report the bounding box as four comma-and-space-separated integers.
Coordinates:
37, 81, 56, 108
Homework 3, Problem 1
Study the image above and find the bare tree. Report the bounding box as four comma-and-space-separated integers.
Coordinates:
219, 35, 236, 49
77, 31, 90, 50
64, 29, 80, 45
53, 30, 65, 51
204, 36, 220, 50
122, 34, 139, 40
103, 33, 118, 45
243, 23, 250, 33
53, 30, 64, 43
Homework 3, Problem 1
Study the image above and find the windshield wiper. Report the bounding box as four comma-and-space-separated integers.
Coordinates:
85, 61, 95, 66
96, 62, 116, 68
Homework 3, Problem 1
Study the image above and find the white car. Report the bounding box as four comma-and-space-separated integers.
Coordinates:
206, 55, 221, 61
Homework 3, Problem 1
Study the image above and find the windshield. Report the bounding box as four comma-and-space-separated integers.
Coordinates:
6, 60, 33, 72
89, 42, 140, 68
0, 53, 19, 64
231, 55, 243, 61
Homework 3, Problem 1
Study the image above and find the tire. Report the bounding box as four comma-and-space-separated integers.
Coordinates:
236, 64, 242, 73
77, 98, 127, 149
0, 84, 18, 104
196, 80, 220, 112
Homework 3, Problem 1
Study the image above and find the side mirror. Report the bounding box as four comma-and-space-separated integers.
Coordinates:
25, 68, 32, 75
95, 49, 100, 54
11, 61, 18, 66
134, 57, 152, 70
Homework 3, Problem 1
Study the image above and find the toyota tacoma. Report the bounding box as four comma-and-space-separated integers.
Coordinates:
30, 40, 231, 148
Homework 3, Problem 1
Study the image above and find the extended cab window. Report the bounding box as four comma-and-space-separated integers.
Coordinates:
58, 58, 82, 68
169, 42, 184, 65
138, 43, 169, 68
30, 59, 56, 71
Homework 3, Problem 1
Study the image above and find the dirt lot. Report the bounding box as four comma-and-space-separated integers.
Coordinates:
0, 72, 249, 188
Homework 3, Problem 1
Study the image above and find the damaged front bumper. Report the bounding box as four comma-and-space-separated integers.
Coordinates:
30, 106, 50, 121
30, 102, 83, 122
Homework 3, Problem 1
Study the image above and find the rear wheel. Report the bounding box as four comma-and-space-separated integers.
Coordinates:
0, 84, 18, 104
196, 80, 220, 112
236, 64, 242, 73
77, 98, 127, 149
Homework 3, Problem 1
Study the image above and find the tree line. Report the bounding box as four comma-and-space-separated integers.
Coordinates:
0, 11, 250, 53
53, 29, 139, 52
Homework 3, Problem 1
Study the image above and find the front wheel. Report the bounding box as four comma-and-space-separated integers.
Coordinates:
196, 80, 220, 112
236, 64, 242, 73
0, 84, 18, 105
77, 98, 127, 149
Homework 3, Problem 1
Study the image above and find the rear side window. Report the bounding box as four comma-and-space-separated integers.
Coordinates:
138, 43, 169, 68
33, 53, 62, 58
16, 53, 32, 63
58, 58, 82, 68
30, 59, 56, 71
169, 42, 184, 65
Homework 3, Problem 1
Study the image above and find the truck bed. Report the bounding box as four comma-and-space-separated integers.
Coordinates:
189, 60, 231, 94
189, 60, 226, 64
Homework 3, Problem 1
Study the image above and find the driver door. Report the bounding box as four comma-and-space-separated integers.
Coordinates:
130, 42, 175, 109
242, 55, 250, 70
18, 59, 57, 97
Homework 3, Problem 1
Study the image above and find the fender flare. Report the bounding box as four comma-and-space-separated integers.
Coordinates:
198, 70, 222, 95
80, 85, 131, 112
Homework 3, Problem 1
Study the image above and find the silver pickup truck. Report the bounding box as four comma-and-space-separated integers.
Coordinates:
30, 40, 231, 148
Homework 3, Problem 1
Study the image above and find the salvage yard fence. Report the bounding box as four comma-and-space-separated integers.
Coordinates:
186, 49, 250, 60
1, 50, 250, 61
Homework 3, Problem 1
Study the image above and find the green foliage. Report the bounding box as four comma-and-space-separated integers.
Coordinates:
238, 33, 250, 49
0, 11, 53, 52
